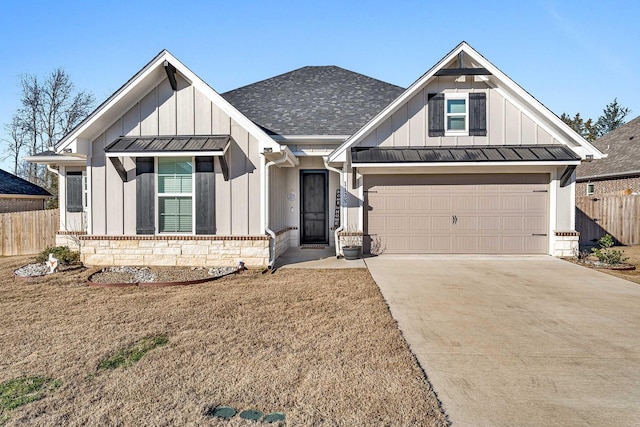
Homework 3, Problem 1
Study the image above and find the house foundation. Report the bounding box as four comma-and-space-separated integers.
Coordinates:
79, 235, 270, 267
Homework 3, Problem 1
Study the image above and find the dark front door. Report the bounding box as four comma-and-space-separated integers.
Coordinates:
301, 170, 328, 244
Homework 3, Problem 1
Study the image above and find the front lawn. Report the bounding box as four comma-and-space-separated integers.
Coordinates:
0, 256, 447, 426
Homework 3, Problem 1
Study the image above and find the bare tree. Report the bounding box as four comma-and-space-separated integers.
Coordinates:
2, 69, 94, 191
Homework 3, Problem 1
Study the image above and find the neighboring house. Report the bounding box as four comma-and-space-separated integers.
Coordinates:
576, 116, 640, 196
0, 169, 51, 213
26, 42, 604, 267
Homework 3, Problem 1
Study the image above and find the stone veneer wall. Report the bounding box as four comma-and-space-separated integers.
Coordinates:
79, 236, 270, 267
56, 232, 86, 251
274, 228, 293, 259
553, 231, 580, 257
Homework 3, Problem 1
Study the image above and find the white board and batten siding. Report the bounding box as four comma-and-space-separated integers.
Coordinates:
358, 77, 561, 149
90, 75, 261, 236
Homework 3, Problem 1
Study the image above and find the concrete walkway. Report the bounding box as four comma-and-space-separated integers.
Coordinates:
274, 247, 366, 269
366, 255, 640, 427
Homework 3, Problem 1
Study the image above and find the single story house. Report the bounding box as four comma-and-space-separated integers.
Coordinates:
26, 42, 604, 267
576, 115, 640, 196
0, 169, 51, 213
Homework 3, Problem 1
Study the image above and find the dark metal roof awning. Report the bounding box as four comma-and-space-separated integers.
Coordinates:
351, 145, 581, 164
105, 135, 233, 182
105, 135, 232, 156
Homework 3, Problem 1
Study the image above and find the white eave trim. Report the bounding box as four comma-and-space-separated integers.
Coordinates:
328, 42, 605, 163
23, 154, 87, 166
352, 160, 581, 168
272, 135, 350, 143
57, 50, 278, 154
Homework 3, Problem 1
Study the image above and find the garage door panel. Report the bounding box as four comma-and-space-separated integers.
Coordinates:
431, 216, 453, 231
431, 196, 452, 210
365, 173, 549, 254
479, 196, 500, 210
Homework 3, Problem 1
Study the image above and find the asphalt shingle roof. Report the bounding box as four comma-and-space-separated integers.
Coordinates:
222, 66, 405, 136
577, 116, 640, 179
0, 169, 51, 197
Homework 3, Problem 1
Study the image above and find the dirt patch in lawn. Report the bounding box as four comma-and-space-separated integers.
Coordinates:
0, 255, 447, 426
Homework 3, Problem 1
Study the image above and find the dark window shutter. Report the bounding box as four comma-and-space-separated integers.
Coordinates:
66, 172, 83, 213
136, 157, 155, 235
469, 92, 487, 136
428, 93, 445, 137
195, 157, 215, 235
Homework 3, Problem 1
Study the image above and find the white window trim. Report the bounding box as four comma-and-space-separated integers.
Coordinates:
82, 172, 88, 211
586, 182, 594, 196
444, 93, 469, 136
155, 156, 196, 235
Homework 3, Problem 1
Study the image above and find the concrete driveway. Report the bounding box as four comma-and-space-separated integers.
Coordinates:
365, 255, 640, 427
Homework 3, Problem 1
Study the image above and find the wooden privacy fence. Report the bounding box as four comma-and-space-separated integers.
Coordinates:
0, 209, 59, 256
576, 195, 640, 246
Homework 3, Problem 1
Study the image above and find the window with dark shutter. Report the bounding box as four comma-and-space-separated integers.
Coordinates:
66, 172, 83, 213
136, 157, 155, 235
195, 157, 215, 234
428, 93, 445, 137
469, 92, 487, 136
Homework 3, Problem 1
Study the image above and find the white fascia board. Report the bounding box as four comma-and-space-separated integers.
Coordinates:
328, 42, 469, 163
272, 135, 350, 144
292, 149, 335, 156
329, 41, 605, 162
577, 169, 640, 181
57, 50, 278, 155
23, 155, 87, 166
469, 48, 604, 160
163, 52, 279, 153
56, 51, 171, 153
353, 160, 581, 168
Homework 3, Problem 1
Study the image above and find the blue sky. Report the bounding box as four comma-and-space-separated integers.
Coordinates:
0, 0, 638, 169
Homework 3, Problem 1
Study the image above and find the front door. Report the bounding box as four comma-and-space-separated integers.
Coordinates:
301, 170, 328, 244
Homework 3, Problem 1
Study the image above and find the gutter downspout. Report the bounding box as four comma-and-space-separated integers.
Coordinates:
324, 156, 345, 258
265, 150, 293, 269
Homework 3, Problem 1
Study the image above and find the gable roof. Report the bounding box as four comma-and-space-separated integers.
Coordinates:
328, 41, 605, 163
0, 169, 51, 197
222, 66, 405, 137
55, 50, 280, 155
576, 115, 640, 180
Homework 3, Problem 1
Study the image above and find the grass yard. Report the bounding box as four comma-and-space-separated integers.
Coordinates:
0, 256, 447, 426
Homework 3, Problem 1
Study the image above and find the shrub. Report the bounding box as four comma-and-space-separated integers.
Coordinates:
35, 246, 80, 266
591, 234, 629, 265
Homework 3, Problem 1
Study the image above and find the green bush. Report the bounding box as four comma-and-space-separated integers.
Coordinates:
35, 246, 80, 266
591, 234, 629, 265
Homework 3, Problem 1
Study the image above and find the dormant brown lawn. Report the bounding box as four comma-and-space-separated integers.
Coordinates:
0, 256, 447, 426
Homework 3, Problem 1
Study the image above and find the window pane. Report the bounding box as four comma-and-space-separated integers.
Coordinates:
158, 157, 192, 194
447, 99, 466, 114
159, 197, 192, 233
448, 116, 466, 130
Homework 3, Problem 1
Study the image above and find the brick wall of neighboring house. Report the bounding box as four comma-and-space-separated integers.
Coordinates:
0, 197, 47, 213
576, 176, 640, 197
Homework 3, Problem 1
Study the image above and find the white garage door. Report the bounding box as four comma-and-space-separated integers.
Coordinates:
365, 174, 549, 254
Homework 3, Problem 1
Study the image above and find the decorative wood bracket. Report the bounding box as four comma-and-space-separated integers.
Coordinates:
164, 60, 177, 90
560, 165, 577, 187
109, 156, 128, 182
218, 155, 229, 181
